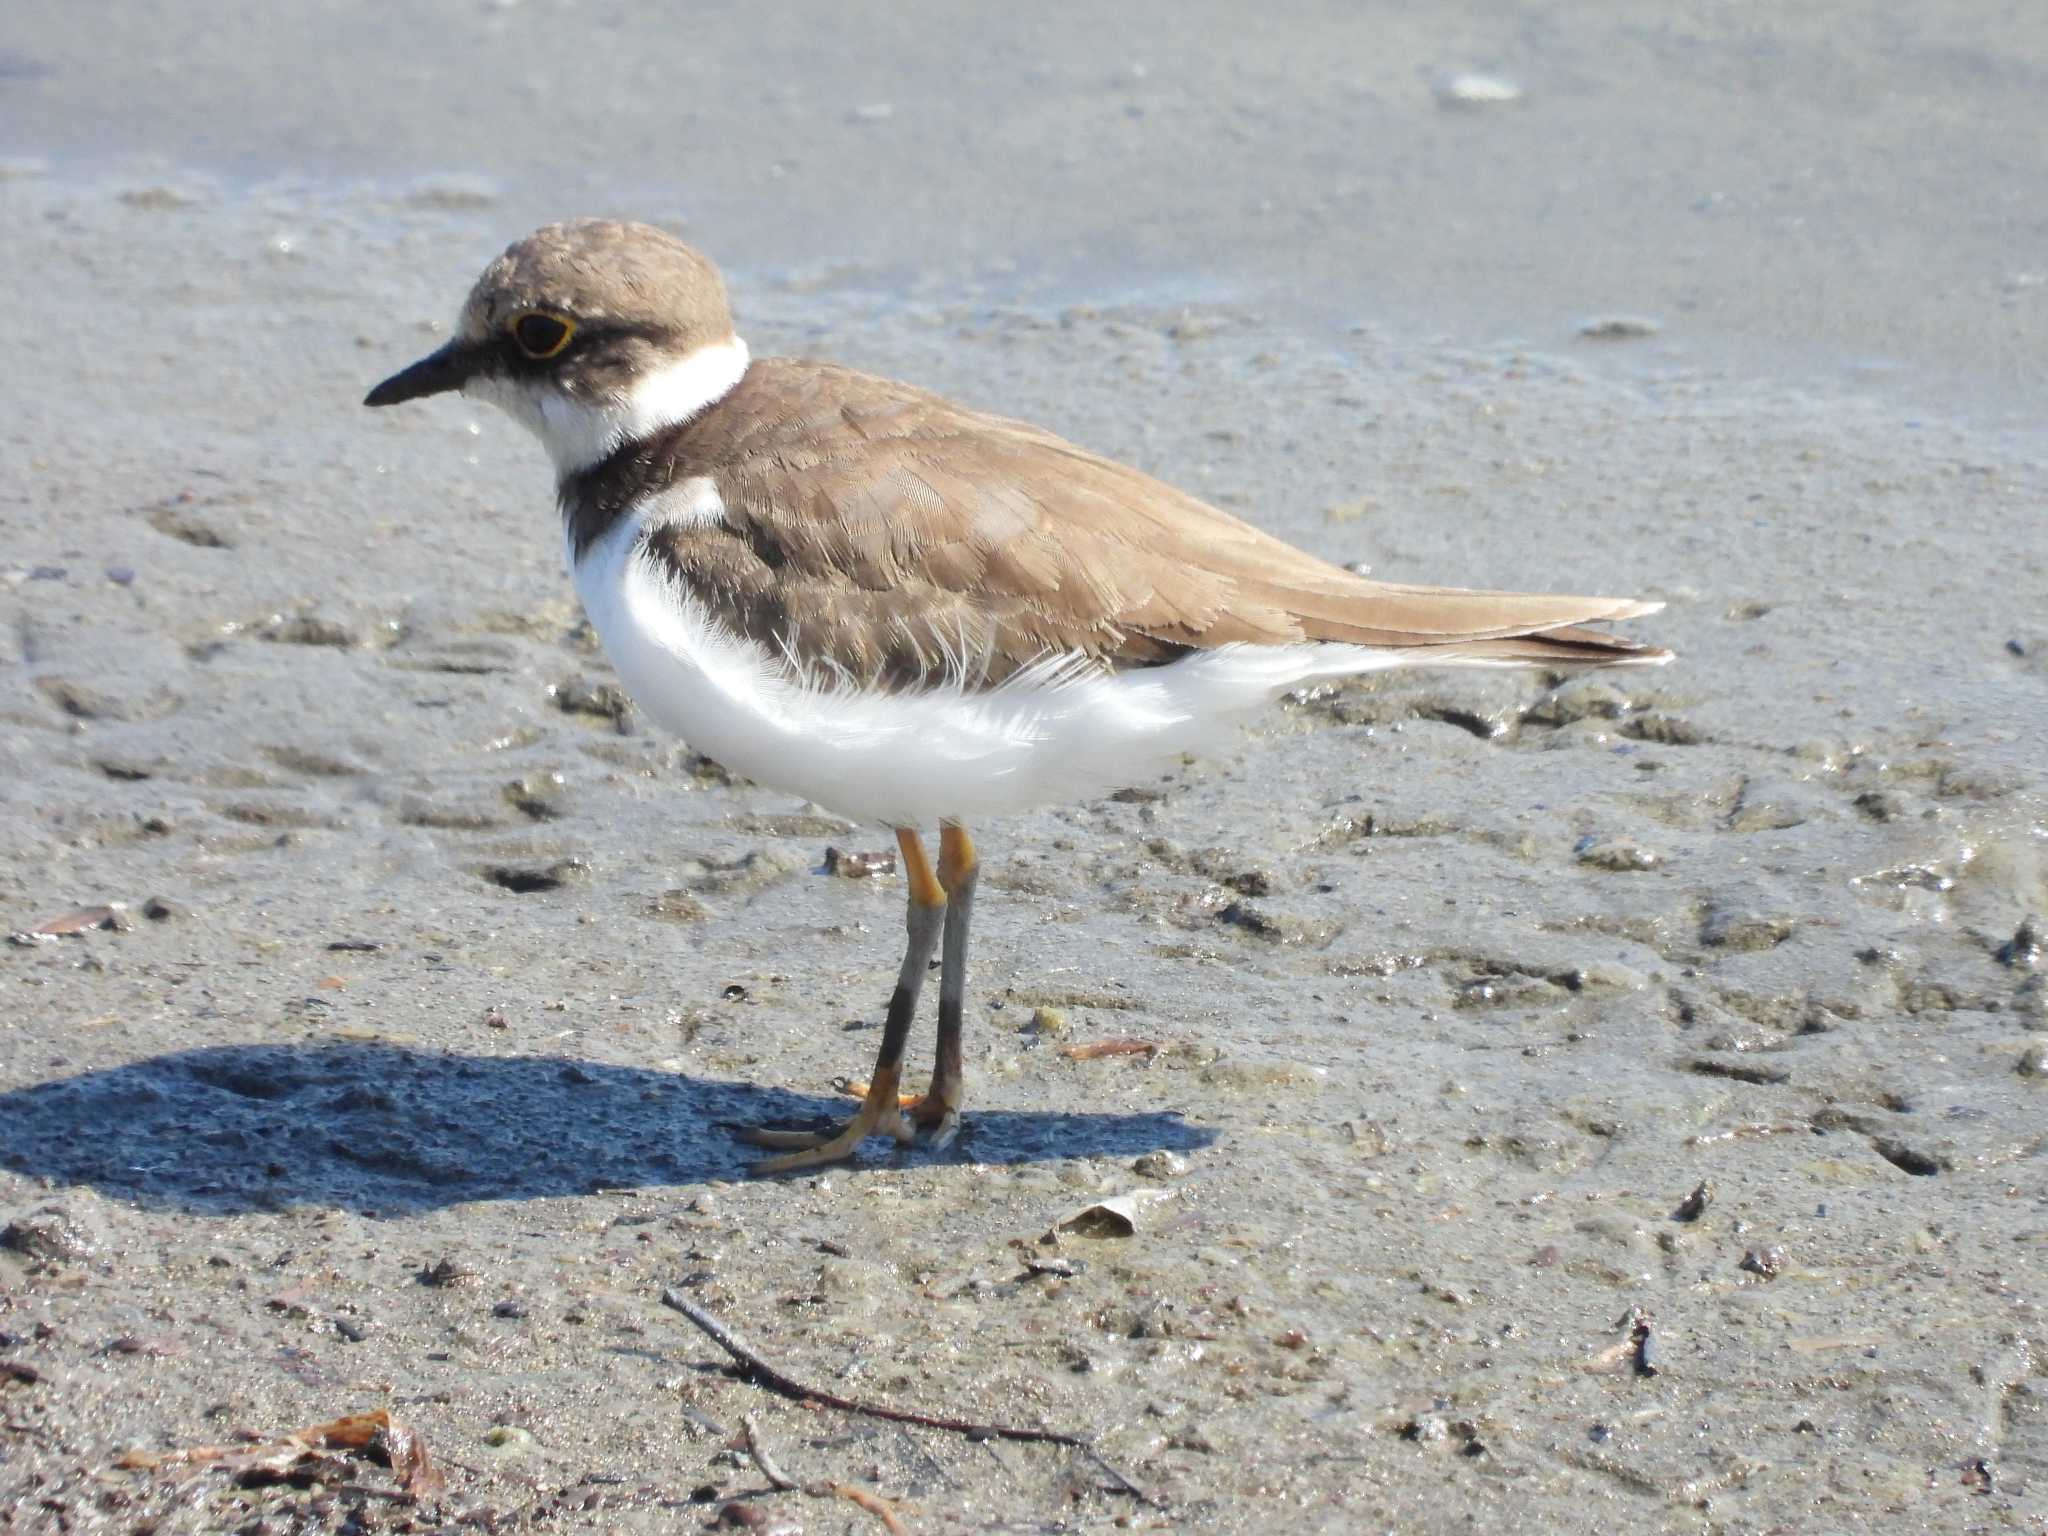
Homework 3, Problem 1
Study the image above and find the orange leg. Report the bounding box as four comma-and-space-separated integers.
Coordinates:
739, 828, 945, 1173
907, 821, 978, 1146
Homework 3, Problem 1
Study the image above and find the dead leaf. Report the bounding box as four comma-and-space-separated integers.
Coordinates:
10, 904, 131, 944
116, 1407, 442, 1501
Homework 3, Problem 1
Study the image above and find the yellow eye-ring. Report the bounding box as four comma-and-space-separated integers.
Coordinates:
510, 310, 575, 360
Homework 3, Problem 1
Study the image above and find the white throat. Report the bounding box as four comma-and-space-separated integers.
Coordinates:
466, 335, 751, 479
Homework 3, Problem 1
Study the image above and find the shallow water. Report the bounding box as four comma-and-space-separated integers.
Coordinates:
3, 6, 2046, 1532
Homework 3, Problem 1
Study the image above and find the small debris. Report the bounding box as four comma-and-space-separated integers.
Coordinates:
1576, 837, 1664, 872
1059, 1039, 1159, 1061
1435, 71, 1523, 108
1671, 1180, 1713, 1223
1578, 315, 1661, 340
418, 1257, 476, 1288
1, 1361, 41, 1386
2017, 1045, 2048, 1078
263, 612, 358, 648
1630, 1309, 1661, 1376
481, 1424, 537, 1457
116, 1407, 443, 1501
1021, 1005, 1067, 1037
140, 895, 180, 921
826, 1482, 907, 1535
326, 938, 382, 951
1585, 1306, 1660, 1375
1998, 914, 2043, 969
480, 859, 589, 894
10, 904, 131, 944
1132, 1150, 1188, 1180
647, 888, 712, 922
824, 846, 897, 879
551, 674, 632, 728
1701, 906, 1797, 951
1, 1208, 96, 1263
740, 1414, 799, 1491
1020, 1255, 1081, 1279
1057, 1189, 1175, 1238
1739, 1245, 1786, 1280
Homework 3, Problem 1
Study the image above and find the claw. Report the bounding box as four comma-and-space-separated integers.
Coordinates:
741, 1076, 914, 1173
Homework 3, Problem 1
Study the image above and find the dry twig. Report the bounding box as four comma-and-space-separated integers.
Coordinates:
741, 1413, 799, 1491
1058, 1039, 1159, 1061
662, 1288, 1081, 1446
826, 1481, 908, 1534
659, 1287, 1161, 1507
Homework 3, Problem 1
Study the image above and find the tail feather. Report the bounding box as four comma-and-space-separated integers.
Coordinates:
1406, 617, 1673, 669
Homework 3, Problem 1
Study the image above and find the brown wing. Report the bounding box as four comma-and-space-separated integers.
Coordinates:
655, 358, 1663, 688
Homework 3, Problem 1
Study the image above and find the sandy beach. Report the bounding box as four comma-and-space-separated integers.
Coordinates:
2, 4, 2044, 1531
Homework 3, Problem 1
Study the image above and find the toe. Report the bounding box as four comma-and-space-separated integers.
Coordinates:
736, 1124, 839, 1151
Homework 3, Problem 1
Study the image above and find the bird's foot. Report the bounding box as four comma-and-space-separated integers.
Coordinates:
738, 1073, 914, 1175
837, 1075, 961, 1149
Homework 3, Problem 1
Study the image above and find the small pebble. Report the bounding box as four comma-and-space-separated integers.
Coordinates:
1022, 1005, 1067, 1036
1671, 1180, 1713, 1222
1577, 837, 1664, 872
1998, 915, 2042, 969
1739, 1245, 1786, 1279
1132, 1150, 1188, 1179
824, 846, 896, 879
0, 1208, 95, 1263
1578, 315, 1661, 340
480, 1424, 537, 1456
1435, 72, 1522, 107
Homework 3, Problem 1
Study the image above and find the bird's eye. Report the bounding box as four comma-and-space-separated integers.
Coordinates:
510, 311, 575, 360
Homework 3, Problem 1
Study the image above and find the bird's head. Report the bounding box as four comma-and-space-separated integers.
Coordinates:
364, 218, 749, 477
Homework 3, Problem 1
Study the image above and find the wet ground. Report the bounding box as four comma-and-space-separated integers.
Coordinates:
4, 5, 2047, 1532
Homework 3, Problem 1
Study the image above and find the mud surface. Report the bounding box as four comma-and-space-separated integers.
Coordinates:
3, 5, 2046, 1532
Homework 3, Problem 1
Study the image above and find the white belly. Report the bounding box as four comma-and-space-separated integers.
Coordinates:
571, 500, 1419, 826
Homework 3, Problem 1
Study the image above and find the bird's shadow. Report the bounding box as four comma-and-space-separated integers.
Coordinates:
0, 1043, 1213, 1215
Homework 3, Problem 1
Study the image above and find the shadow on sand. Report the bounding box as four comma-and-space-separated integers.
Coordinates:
0, 1043, 1212, 1214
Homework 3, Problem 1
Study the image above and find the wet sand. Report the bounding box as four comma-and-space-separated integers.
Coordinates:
3, 5, 2045, 1531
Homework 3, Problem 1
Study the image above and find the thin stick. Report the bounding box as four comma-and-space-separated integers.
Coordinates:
660, 1288, 1164, 1508
827, 1482, 908, 1535
741, 1414, 799, 1492
661, 1289, 1084, 1446
1080, 1445, 1158, 1507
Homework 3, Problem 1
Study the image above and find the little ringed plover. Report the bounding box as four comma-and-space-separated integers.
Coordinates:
365, 219, 1670, 1174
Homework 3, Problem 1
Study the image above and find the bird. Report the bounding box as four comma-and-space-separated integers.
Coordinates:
365, 218, 1670, 1175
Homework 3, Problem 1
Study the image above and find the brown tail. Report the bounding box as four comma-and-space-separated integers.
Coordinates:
1411, 617, 1673, 669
